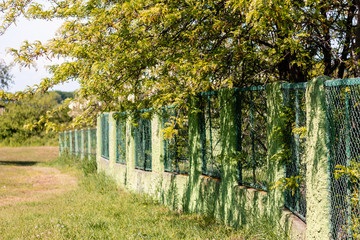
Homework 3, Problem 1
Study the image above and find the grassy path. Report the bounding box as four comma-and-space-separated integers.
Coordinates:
0, 147, 252, 240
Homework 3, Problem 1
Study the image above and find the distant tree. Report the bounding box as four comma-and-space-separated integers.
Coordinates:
0, 60, 12, 90
0, 92, 72, 146
54, 91, 75, 102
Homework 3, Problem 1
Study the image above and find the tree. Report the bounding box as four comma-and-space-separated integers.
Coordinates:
1, 0, 360, 127
0, 60, 12, 90
0, 91, 72, 145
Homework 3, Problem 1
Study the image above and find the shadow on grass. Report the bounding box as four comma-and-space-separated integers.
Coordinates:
0, 161, 39, 166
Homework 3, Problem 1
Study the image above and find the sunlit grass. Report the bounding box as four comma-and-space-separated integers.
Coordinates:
0, 146, 59, 163
0, 148, 289, 240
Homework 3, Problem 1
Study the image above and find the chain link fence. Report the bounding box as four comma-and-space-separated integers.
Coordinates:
101, 114, 109, 160
200, 91, 222, 179
115, 113, 127, 164
59, 132, 65, 153
59, 77, 360, 239
236, 86, 268, 191
83, 129, 88, 156
90, 128, 97, 155
163, 106, 189, 174
76, 130, 82, 154
283, 83, 307, 222
59, 129, 96, 157
325, 79, 360, 240
134, 113, 152, 171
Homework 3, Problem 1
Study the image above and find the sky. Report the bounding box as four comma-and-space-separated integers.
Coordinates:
0, 17, 80, 93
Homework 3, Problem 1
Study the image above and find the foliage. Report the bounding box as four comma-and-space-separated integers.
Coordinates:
0, 59, 12, 90
334, 160, 360, 239
0, 91, 71, 146
271, 175, 303, 196
54, 90, 75, 102
1, 0, 360, 128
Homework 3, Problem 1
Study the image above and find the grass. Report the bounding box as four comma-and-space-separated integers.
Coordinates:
0, 147, 289, 240
0, 146, 59, 163
0, 135, 59, 147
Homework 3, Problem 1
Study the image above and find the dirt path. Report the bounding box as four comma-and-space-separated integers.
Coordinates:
0, 147, 77, 207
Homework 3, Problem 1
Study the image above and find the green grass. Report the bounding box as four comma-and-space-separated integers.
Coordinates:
0, 135, 58, 147
0, 149, 289, 240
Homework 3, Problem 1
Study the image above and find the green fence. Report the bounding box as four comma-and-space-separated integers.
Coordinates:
236, 86, 268, 190
283, 83, 307, 222
59, 128, 97, 157
325, 78, 360, 239
60, 77, 360, 239
83, 129, 88, 155
115, 113, 126, 164
59, 132, 65, 153
200, 91, 222, 179
163, 106, 189, 174
76, 130, 82, 154
90, 128, 96, 155
134, 113, 152, 171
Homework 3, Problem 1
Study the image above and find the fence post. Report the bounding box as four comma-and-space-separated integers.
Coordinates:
305, 76, 331, 239
79, 129, 85, 159
218, 88, 238, 224
151, 113, 163, 173
69, 131, 73, 154
87, 128, 91, 158
266, 82, 287, 223
59, 132, 62, 156
74, 129, 79, 156
182, 96, 202, 212
63, 131, 67, 153
96, 114, 102, 169
109, 112, 116, 173
126, 112, 136, 190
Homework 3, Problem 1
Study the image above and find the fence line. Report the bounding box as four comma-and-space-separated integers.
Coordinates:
59, 77, 360, 240
59, 128, 97, 157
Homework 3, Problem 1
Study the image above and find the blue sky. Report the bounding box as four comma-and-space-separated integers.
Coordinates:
0, 17, 79, 93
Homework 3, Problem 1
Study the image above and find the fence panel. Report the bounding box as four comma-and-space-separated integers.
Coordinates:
325, 78, 360, 240
71, 131, 75, 154
83, 129, 89, 155
91, 128, 97, 155
101, 114, 109, 159
116, 114, 127, 164
282, 83, 307, 222
59, 132, 64, 153
134, 114, 152, 171
76, 130, 82, 154
163, 107, 189, 174
236, 86, 268, 190
200, 91, 222, 179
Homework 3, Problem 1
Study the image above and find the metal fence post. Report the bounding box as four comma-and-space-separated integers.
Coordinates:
266, 82, 287, 222
305, 76, 331, 239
